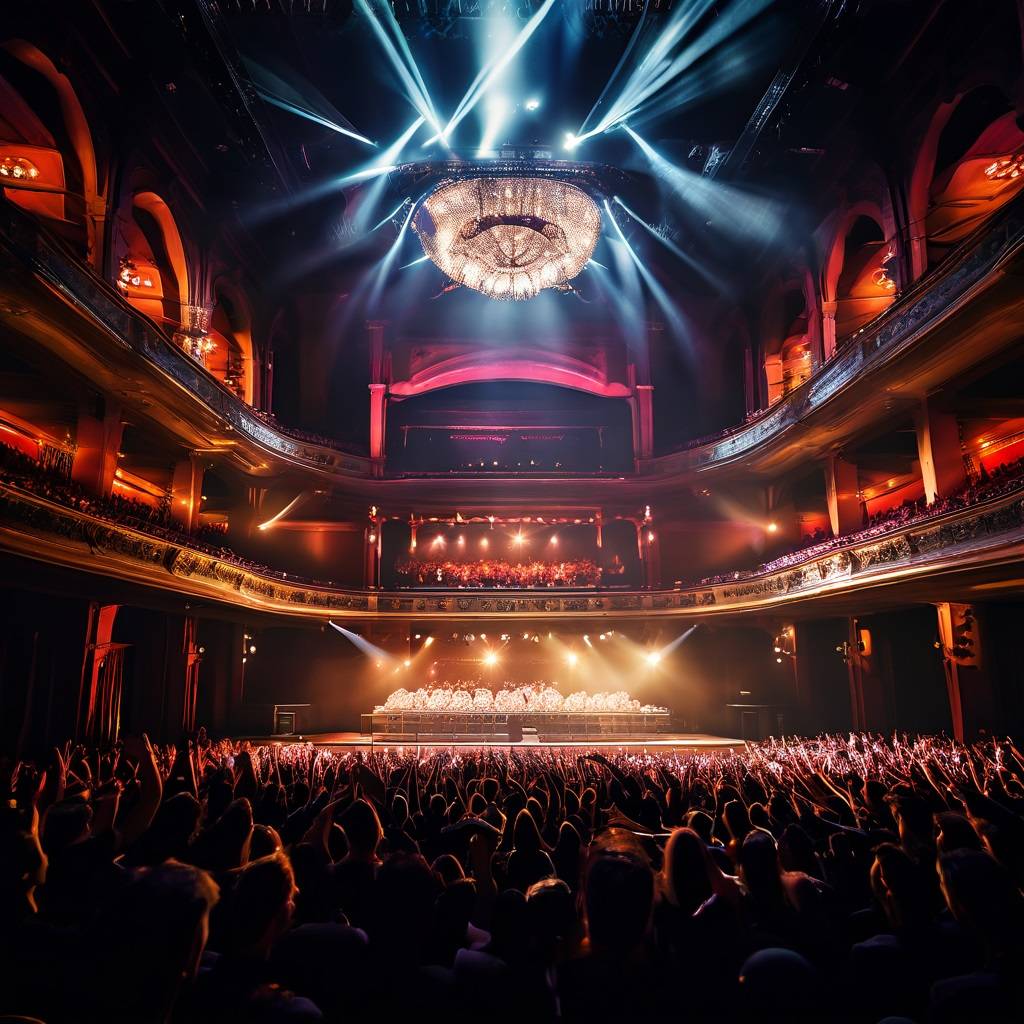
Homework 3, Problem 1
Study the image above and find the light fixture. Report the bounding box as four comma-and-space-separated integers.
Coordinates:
566, 652, 578, 667
483, 651, 498, 667
550, 534, 558, 545
412, 176, 601, 300
599, 633, 606, 641
985, 151, 1024, 181
404, 659, 412, 668
766, 522, 778, 534
0, 155, 40, 180
524, 97, 541, 111
563, 132, 580, 151
480, 537, 489, 549
513, 531, 525, 545
368, 532, 377, 544
249, 645, 256, 654
646, 651, 662, 666
424, 636, 434, 647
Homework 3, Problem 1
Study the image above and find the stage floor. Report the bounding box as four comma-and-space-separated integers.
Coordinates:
242, 732, 745, 752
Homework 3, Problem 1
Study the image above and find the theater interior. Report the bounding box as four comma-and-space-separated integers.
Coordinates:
3, 3, 1024, 1021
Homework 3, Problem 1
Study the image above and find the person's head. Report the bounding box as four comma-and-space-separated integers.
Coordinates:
512, 807, 546, 854
41, 798, 91, 854
432, 853, 465, 886
372, 852, 438, 955
189, 798, 253, 873
738, 831, 781, 897
685, 809, 715, 845
392, 792, 410, 827
870, 842, 934, 931
584, 849, 654, 954
938, 849, 1024, 955
341, 799, 383, 861
778, 823, 817, 875
724, 800, 752, 841
250, 824, 282, 860
100, 861, 219, 1020
662, 827, 712, 914
527, 877, 578, 961
887, 793, 934, 856
935, 812, 982, 855
221, 851, 296, 958
738, 947, 819, 1022
144, 792, 202, 861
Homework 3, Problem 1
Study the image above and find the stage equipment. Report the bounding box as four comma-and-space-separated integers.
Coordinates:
412, 176, 601, 299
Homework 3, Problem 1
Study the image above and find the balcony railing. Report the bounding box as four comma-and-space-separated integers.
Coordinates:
2, 479, 1022, 618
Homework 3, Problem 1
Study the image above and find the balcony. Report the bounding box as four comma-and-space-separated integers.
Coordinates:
2, 478, 1023, 619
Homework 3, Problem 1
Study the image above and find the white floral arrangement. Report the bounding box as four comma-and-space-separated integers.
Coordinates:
375, 683, 669, 715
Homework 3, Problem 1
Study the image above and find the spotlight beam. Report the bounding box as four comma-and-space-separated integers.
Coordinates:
367, 196, 420, 308
427, 0, 557, 144
257, 89, 376, 147
256, 492, 308, 531
328, 621, 390, 661
576, 0, 773, 144
356, 0, 444, 137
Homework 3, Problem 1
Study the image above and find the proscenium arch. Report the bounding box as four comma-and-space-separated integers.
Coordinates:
388, 350, 632, 401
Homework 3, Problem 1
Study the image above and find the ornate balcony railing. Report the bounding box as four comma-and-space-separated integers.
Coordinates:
2, 480, 1022, 618
0, 202, 371, 478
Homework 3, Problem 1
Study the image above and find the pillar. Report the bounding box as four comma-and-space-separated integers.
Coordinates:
71, 398, 123, 496
364, 524, 381, 588
914, 399, 966, 503
169, 454, 205, 531
369, 383, 388, 473
845, 618, 893, 732
77, 603, 120, 740
821, 302, 837, 361
824, 456, 862, 537
634, 384, 654, 461
935, 603, 997, 741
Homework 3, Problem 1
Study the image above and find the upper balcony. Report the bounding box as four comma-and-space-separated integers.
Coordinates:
3, 184, 1024, 494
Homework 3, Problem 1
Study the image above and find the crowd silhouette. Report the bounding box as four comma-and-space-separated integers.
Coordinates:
3, 732, 1024, 1022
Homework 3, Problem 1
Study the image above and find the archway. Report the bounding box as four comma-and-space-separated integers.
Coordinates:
207, 283, 256, 405
825, 211, 896, 346
763, 284, 810, 405
922, 87, 1024, 269
0, 40, 103, 261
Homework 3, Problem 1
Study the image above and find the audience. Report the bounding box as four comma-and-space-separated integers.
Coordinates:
3, 731, 1024, 1021
395, 557, 602, 588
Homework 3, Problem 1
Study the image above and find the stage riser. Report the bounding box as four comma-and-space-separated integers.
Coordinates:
362, 711, 671, 740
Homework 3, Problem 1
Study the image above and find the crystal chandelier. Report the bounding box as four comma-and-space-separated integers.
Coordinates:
412, 177, 601, 300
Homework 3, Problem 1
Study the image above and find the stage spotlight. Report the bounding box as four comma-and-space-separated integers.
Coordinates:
480, 538, 489, 550
414, 633, 421, 639
599, 633, 606, 641
477, 94, 509, 156
532, 634, 540, 643
512, 531, 525, 545
424, 636, 434, 647
500, 633, 511, 642
583, 635, 592, 647
403, 659, 411, 668
376, 661, 383, 669
646, 651, 662, 667
432, 535, 445, 548
483, 651, 499, 667
647, 530, 655, 543
550, 534, 558, 545
563, 131, 580, 151
480, 633, 487, 641
249, 645, 257, 654
566, 652, 578, 667
458, 535, 465, 546
525, 97, 541, 111
368, 532, 377, 544
767, 522, 779, 533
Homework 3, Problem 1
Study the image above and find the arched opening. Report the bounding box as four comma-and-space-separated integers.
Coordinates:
207, 285, 255, 405
764, 285, 810, 405
925, 87, 1024, 268
833, 214, 896, 343
0, 42, 99, 256
113, 191, 189, 331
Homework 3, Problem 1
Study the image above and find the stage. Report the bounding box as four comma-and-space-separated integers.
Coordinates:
242, 731, 744, 752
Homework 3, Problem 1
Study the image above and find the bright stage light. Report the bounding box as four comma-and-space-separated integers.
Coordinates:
257, 492, 306, 531
480, 537, 489, 550
525, 97, 541, 111
404, 659, 412, 668
480, 633, 488, 641
550, 534, 558, 545
599, 633, 606, 641
563, 132, 580, 151
483, 651, 499, 667
646, 651, 662, 667
457, 535, 465, 546
566, 652, 578, 667
424, 636, 434, 647
767, 522, 779, 533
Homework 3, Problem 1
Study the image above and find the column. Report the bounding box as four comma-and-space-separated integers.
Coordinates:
71, 398, 124, 496
169, 454, 205, 531
845, 618, 893, 732
824, 456, 861, 536
914, 399, 966, 503
821, 302, 838, 361
77, 603, 120, 740
635, 384, 654, 461
369, 383, 388, 475
935, 603, 997, 741
364, 524, 380, 588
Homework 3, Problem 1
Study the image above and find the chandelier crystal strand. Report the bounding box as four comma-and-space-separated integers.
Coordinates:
413, 177, 601, 300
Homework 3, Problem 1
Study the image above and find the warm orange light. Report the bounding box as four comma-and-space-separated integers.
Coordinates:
483, 651, 499, 667
766, 522, 778, 534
